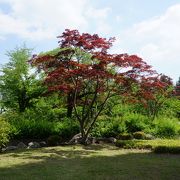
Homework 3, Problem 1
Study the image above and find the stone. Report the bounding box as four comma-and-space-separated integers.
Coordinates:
5, 146, 18, 151
27, 142, 41, 149
17, 142, 27, 149
39, 141, 47, 147
95, 137, 117, 144
1, 148, 6, 152
68, 133, 82, 144
108, 137, 117, 143
145, 134, 155, 140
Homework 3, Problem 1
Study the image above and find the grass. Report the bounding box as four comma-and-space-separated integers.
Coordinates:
0, 143, 180, 180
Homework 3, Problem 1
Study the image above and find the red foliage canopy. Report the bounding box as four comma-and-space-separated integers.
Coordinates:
31, 29, 170, 99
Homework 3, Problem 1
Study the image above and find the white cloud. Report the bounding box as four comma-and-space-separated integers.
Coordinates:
118, 4, 180, 81
0, 0, 111, 40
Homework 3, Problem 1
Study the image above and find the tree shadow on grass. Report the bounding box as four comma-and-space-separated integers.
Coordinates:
1, 143, 116, 158
0, 146, 180, 180
81, 143, 118, 151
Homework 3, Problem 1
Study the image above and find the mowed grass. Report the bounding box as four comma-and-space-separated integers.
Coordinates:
0, 143, 180, 180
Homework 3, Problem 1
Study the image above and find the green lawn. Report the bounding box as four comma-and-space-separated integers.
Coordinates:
0, 143, 180, 180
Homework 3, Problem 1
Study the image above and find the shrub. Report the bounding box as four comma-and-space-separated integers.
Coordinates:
115, 140, 128, 148
123, 113, 149, 133
0, 117, 11, 149
12, 119, 54, 139
3, 112, 79, 140
117, 133, 133, 140
115, 140, 136, 149
47, 135, 61, 146
154, 146, 180, 154
53, 119, 79, 139
133, 131, 146, 139
154, 117, 180, 138
91, 118, 127, 138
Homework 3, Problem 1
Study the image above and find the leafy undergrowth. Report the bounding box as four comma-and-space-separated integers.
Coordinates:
0, 144, 180, 180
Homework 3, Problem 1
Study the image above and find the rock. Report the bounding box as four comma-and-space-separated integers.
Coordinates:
1, 148, 6, 152
28, 142, 41, 149
5, 146, 18, 151
39, 141, 47, 147
17, 142, 27, 149
68, 133, 82, 144
94, 137, 117, 144
108, 137, 117, 143
145, 134, 155, 140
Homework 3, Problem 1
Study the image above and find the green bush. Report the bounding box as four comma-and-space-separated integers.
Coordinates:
91, 117, 127, 138
154, 146, 180, 154
3, 111, 79, 140
0, 117, 11, 149
133, 131, 146, 139
154, 117, 180, 138
53, 119, 79, 139
115, 140, 128, 148
117, 133, 133, 140
47, 135, 61, 146
115, 140, 136, 149
123, 113, 149, 133
12, 119, 54, 139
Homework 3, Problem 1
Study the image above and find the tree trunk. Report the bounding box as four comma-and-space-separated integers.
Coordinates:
67, 93, 73, 117
79, 122, 88, 145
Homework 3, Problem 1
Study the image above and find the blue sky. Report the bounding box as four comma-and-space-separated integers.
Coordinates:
0, 0, 180, 82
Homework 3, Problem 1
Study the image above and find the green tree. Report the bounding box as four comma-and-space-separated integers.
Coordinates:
0, 45, 44, 112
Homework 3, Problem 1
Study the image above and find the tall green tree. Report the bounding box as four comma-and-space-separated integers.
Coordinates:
0, 45, 44, 112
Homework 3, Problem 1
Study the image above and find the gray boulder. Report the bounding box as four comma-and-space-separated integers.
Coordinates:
145, 134, 155, 140
17, 142, 27, 149
95, 137, 117, 144
5, 146, 18, 151
68, 133, 82, 144
108, 137, 117, 143
39, 141, 47, 147
27, 142, 41, 149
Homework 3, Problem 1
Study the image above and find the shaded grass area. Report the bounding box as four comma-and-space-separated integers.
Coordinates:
0, 144, 180, 180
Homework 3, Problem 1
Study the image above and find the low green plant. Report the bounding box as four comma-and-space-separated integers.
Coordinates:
117, 133, 133, 140
115, 139, 180, 150
133, 131, 146, 139
115, 140, 152, 149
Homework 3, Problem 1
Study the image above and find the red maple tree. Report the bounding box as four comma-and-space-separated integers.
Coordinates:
31, 29, 166, 144
136, 74, 173, 119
